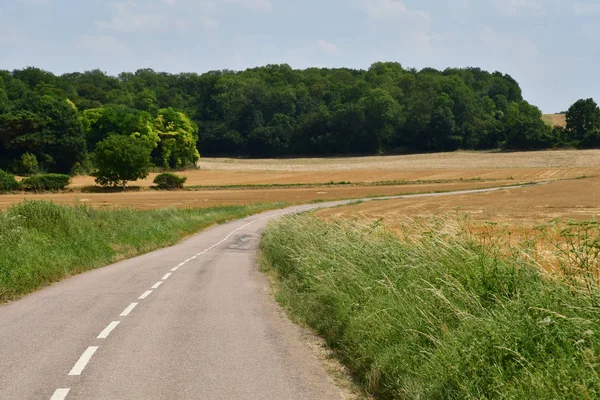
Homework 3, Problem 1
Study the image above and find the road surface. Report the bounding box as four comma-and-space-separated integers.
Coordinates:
0, 185, 529, 399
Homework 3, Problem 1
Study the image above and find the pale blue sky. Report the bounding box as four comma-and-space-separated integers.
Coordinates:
0, 0, 597, 113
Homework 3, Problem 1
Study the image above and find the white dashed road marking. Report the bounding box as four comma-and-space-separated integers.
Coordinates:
50, 388, 70, 400
152, 281, 163, 289
139, 290, 153, 300
68, 346, 99, 376
44, 187, 536, 399
97, 321, 120, 339
120, 303, 138, 317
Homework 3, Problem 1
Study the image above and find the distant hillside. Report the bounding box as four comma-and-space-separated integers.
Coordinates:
542, 114, 567, 128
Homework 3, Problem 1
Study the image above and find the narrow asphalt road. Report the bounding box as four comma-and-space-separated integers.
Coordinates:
0, 185, 530, 399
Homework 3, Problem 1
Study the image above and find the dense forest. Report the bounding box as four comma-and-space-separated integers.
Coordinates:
0, 62, 597, 174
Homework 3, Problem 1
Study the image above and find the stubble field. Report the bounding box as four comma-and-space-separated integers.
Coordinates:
3, 149, 600, 210
317, 175, 600, 224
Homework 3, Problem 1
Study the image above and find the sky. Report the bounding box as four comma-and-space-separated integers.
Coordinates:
0, 0, 598, 113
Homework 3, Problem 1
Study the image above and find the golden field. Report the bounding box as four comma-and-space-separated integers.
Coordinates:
4, 149, 600, 210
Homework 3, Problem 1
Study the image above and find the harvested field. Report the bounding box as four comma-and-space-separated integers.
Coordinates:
0, 180, 519, 210
316, 176, 600, 277
197, 149, 600, 171
66, 149, 600, 189
6, 150, 600, 210
67, 167, 597, 188
317, 176, 600, 224
542, 113, 567, 127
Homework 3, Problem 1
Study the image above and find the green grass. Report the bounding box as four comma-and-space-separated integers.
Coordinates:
0, 200, 285, 303
260, 214, 600, 399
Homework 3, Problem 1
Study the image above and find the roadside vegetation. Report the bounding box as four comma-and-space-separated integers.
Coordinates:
261, 214, 600, 399
0, 201, 284, 303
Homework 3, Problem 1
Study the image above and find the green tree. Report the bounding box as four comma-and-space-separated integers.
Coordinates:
0, 95, 86, 173
134, 89, 158, 113
566, 98, 600, 145
502, 101, 552, 149
153, 108, 200, 168
359, 88, 404, 152
18, 152, 39, 175
92, 135, 153, 189
247, 113, 294, 156
0, 76, 9, 113
81, 105, 159, 151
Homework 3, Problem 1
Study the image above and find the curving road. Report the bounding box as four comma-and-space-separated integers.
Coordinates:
0, 185, 529, 399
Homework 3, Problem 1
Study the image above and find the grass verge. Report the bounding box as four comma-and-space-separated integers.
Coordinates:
260, 214, 600, 399
0, 200, 285, 303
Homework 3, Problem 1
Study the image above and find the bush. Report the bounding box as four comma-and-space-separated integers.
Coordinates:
22, 174, 71, 192
153, 172, 187, 190
17, 153, 39, 175
0, 170, 20, 193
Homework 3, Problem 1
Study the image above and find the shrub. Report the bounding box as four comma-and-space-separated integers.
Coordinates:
17, 153, 39, 175
0, 170, 20, 193
153, 172, 187, 190
22, 174, 71, 192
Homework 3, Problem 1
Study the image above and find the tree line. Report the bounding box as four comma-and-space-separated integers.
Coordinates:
0, 63, 598, 175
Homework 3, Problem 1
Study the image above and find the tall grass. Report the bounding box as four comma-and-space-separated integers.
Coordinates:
0, 201, 284, 302
260, 214, 600, 399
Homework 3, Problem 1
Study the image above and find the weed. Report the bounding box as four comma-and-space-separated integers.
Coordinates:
261, 214, 600, 399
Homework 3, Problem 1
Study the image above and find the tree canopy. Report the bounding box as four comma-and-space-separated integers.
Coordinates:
0, 64, 594, 175
92, 135, 153, 188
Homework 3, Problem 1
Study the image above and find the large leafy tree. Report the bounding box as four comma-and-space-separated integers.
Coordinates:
92, 135, 153, 189
502, 101, 552, 150
566, 98, 600, 145
153, 107, 200, 168
0, 95, 86, 173
81, 105, 159, 151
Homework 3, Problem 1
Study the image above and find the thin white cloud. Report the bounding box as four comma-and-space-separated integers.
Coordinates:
318, 39, 338, 54
96, 3, 170, 33
17, 0, 50, 4
96, 1, 220, 34
573, 2, 600, 16
0, 24, 25, 45
76, 34, 128, 54
221, 0, 273, 12
356, 0, 407, 19
494, 0, 544, 16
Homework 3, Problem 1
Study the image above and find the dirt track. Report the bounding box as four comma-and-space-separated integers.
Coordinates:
0, 181, 520, 210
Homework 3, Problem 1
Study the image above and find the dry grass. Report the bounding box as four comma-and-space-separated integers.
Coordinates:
6, 150, 599, 210
316, 176, 600, 277
317, 176, 600, 224
197, 149, 600, 171
0, 180, 519, 210
542, 114, 567, 128
65, 149, 600, 189
66, 167, 597, 188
